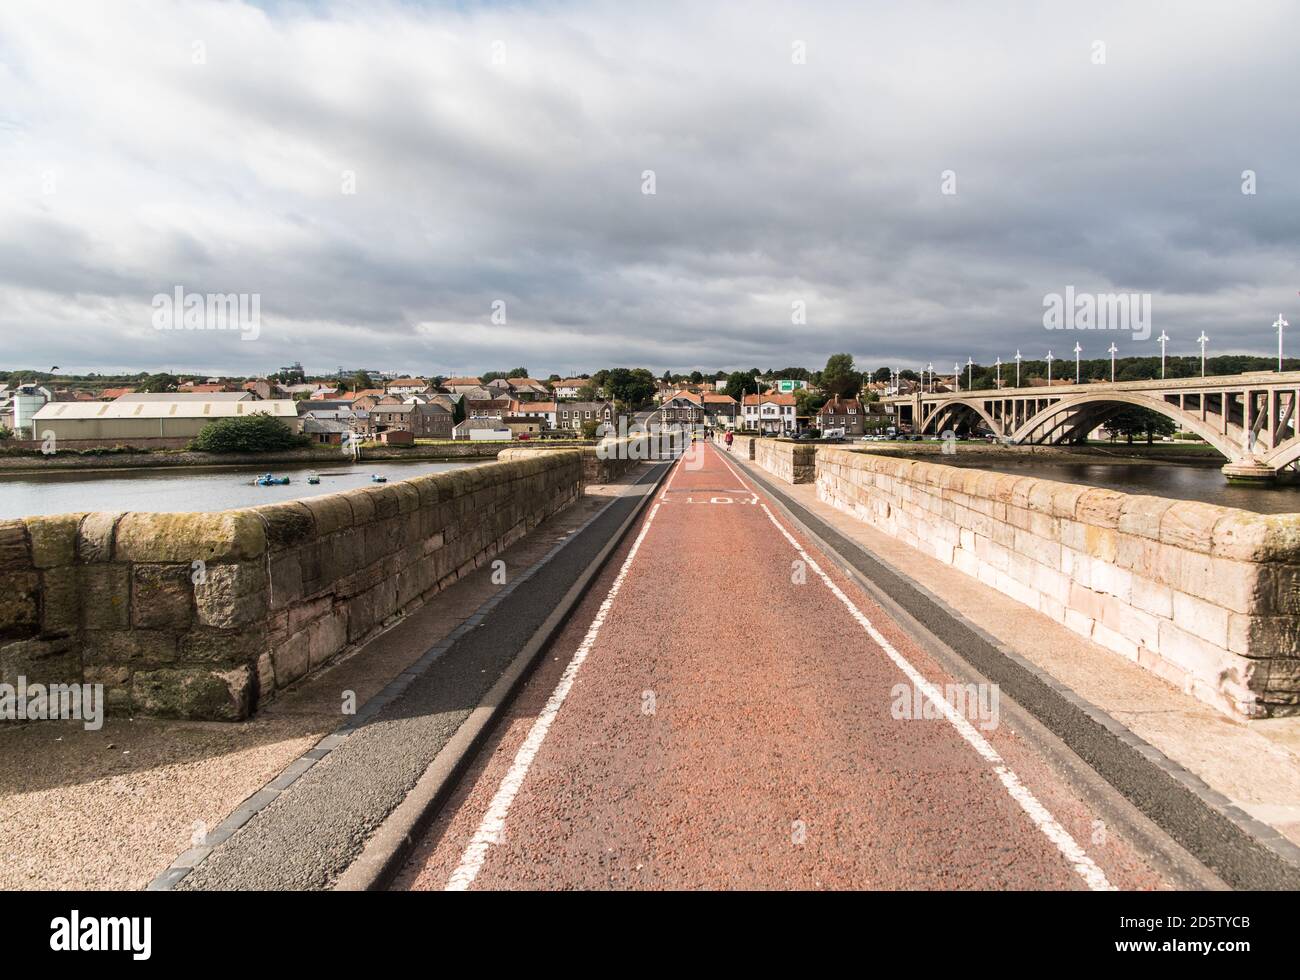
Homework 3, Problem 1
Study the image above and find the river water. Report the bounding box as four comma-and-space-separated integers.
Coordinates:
924, 456, 1300, 515
0, 459, 482, 520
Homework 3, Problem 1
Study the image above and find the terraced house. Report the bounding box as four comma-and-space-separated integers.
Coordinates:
557, 400, 615, 433
816, 395, 865, 435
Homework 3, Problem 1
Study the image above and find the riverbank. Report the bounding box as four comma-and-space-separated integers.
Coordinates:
0, 439, 595, 475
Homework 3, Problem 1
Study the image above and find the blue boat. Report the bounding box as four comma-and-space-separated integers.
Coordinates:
256, 473, 291, 486
370, 474, 388, 483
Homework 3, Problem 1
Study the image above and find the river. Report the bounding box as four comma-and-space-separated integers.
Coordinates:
0, 459, 483, 520
923, 456, 1300, 515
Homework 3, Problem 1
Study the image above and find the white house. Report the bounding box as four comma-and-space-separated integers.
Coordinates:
741, 393, 797, 435
552, 378, 589, 400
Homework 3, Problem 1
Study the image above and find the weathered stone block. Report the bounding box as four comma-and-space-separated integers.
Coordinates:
194, 563, 268, 628
114, 511, 266, 564
255, 501, 316, 551
1159, 501, 1228, 555
179, 626, 265, 665
132, 564, 194, 629
84, 629, 177, 665
0, 571, 40, 639
0, 521, 30, 571
1117, 495, 1174, 541
132, 666, 253, 720
25, 513, 84, 569
1, 636, 78, 686
271, 632, 310, 688
77, 512, 122, 563
80, 564, 130, 630
41, 566, 80, 636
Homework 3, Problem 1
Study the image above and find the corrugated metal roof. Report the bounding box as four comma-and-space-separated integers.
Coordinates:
32, 399, 299, 420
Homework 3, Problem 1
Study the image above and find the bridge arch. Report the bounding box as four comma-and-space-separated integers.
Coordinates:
920, 397, 1007, 439
1009, 392, 1239, 462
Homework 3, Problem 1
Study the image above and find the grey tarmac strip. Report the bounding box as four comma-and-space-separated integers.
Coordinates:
163, 458, 672, 891
738, 459, 1300, 892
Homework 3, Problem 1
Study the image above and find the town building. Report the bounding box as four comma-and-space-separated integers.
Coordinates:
741, 392, 797, 435
816, 396, 866, 435
556, 401, 615, 433
29, 398, 300, 447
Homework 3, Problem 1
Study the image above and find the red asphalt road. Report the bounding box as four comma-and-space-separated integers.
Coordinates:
397, 440, 1174, 890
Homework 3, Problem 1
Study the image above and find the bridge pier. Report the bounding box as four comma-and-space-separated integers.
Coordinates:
1221, 460, 1277, 485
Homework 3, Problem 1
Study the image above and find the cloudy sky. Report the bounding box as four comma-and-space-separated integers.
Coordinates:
1, 0, 1297, 378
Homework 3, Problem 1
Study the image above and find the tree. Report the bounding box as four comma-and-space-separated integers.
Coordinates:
137, 372, 179, 393
580, 418, 601, 439
723, 370, 759, 402
603, 368, 657, 408
1104, 407, 1177, 445
689, 370, 703, 384
794, 389, 826, 416
822, 354, 862, 399
190, 413, 310, 453
352, 370, 374, 391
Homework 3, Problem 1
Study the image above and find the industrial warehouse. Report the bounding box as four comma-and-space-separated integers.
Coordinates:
28, 395, 300, 448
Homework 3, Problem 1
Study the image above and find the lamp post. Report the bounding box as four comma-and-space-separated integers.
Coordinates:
1197, 331, 1209, 377
995, 356, 1002, 389
966, 356, 974, 391
954, 361, 961, 394
1275, 314, 1289, 372
1157, 330, 1170, 380
1046, 350, 1055, 387
1073, 342, 1082, 384
926, 362, 933, 392
1107, 342, 1118, 382
1014, 350, 1023, 388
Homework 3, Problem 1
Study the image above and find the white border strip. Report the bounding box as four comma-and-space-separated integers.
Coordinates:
446, 462, 674, 890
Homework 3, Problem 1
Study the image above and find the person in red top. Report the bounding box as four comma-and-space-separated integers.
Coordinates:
724, 429, 734, 452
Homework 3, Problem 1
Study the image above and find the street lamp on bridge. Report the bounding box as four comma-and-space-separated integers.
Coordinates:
1045, 350, 1055, 386
1197, 331, 1209, 377
953, 361, 961, 393
966, 356, 974, 391
1014, 349, 1022, 388
1073, 342, 1082, 384
1107, 342, 1118, 382
926, 362, 933, 392
1157, 331, 1170, 380
1276, 314, 1289, 372
995, 356, 1002, 389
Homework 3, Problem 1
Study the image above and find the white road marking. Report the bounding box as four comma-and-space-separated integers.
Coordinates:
711, 444, 1114, 891
445, 458, 674, 890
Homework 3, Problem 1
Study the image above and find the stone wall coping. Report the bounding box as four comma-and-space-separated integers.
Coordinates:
818, 448, 1299, 565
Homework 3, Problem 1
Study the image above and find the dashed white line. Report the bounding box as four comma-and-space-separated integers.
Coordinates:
711, 443, 1114, 891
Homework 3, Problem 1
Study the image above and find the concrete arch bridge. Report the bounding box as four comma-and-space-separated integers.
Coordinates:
883, 371, 1300, 481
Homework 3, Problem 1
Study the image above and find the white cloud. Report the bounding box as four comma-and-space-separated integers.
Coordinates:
1, 0, 1297, 376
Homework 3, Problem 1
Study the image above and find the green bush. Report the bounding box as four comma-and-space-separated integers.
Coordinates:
189, 413, 309, 453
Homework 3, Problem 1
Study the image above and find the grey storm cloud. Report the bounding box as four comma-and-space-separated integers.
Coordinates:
0, 0, 1297, 377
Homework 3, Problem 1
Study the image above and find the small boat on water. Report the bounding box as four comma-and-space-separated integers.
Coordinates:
370, 474, 388, 483
256, 473, 291, 486
306, 471, 321, 485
